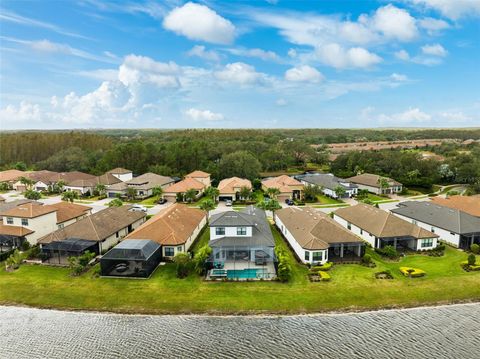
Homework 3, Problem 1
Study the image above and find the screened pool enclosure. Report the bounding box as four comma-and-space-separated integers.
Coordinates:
41, 238, 99, 265
100, 239, 162, 278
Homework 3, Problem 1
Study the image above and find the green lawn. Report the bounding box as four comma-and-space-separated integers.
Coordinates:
186, 195, 218, 208
316, 194, 344, 205
1, 227, 479, 315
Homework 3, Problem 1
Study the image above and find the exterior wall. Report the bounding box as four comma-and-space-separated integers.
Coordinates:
34, 181, 49, 192
162, 217, 207, 259
190, 176, 211, 187
57, 213, 90, 229
392, 212, 460, 247
5, 212, 58, 245
415, 237, 438, 250
274, 215, 328, 264
354, 183, 402, 195
98, 217, 144, 253
64, 185, 92, 195
353, 183, 382, 195
333, 214, 377, 247
210, 225, 253, 240
107, 189, 125, 198
112, 173, 133, 182
135, 188, 152, 199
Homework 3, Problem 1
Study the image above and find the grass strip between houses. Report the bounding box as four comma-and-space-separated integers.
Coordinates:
1, 225, 479, 315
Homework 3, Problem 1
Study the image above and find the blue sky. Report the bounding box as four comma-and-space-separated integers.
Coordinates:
0, 0, 479, 129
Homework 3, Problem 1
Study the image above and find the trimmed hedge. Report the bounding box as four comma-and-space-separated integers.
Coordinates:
312, 262, 333, 271
399, 267, 426, 278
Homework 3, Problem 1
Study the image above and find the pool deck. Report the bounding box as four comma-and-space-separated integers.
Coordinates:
206, 261, 276, 281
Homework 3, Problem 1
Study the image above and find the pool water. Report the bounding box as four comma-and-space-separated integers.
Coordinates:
227, 268, 260, 279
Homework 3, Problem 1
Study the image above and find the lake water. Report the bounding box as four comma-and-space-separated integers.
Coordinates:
0, 304, 478, 358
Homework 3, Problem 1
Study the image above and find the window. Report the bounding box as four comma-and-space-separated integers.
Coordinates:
215, 227, 225, 236
312, 251, 323, 262
164, 247, 174, 256
237, 227, 247, 235
177, 246, 183, 253
412, 219, 417, 225
116, 231, 119, 238
360, 229, 363, 235
421, 238, 433, 248
431, 227, 435, 233
58, 223, 64, 229
347, 222, 351, 230
450, 232, 455, 236
6, 217, 13, 225
304, 251, 310, 261
21, 218, 28, 226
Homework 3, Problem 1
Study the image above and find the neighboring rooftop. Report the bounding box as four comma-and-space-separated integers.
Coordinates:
297, 173, 357, 191
125, 204, 206, 246
0, 221, 34, 237
186, 170, 210, 178
391, 201, 480, 235
430, 195, 480, 217
347, 173, 401, 188
0, 199, 37, 215
1, 203, 56, 219
38, 206, 146, 244
163, 177, 205, 193
127, 172, 175, 188
48, 202, 91, 224
262, 175, 303, 193
0, 169, 26, 182
107, 167, 132, 175
218, 177, 252, 194
335, 204, 437, 239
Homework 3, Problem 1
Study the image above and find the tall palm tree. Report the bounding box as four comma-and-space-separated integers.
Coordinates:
204, 186, 219, 202
239, 186, 251, 203
185, 188, 197, 203
126, 187, 137, 201
62, 190, 79, 203
20, 177, 34, 191
152, 186, 163, 201
266, 187, 280, 199
95, 183, 107, 196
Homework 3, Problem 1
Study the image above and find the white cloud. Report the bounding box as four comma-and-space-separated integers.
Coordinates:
314, 44, 382, 69
118, 54, 180, 88
163, 2, 235, 44
187, 45, 220, 62
0, 101, 41, 123
285, 65, 324, 83
421, 43, 447, 57
227, 47, 280, 62
185, 108, 224, 121
390, 73, 408, 81
438, 111, 471, 122
214, 62, 264, 84
395, 49, 410, 60
418, 17, 450, 34
408, 0, 480, 20
276, 98, 287, 106
378, 108, 432, 124
287, 48, 297, 58
370, 4, 418, 41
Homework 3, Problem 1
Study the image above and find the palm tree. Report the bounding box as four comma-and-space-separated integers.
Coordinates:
204, 186, 219, 202
334, 185, 346, 199
19, 176, 34, 191
152, 186, 163, 201
95, 183, 107, 196
199, 199, 215, 222
239, 186, 251, 203
185, 188, 197, 203
62, 190, 79, 203
126, 187, 137, 201
377, 177, 390, 195
266, 187, 280, 200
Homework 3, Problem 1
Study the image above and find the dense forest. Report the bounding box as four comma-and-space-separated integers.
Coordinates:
1, 129, 479, 193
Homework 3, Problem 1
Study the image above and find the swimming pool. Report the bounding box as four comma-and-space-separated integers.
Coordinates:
227, 268, 261, 279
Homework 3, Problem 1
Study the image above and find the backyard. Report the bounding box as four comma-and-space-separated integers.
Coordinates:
1, 223, 479, 314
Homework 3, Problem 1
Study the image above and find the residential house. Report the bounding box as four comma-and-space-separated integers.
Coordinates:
275, 207, 364, 265
1, 169, 27, 189
261, 175, 304, 201
217, 177, 252, 201
207, 206, 276, 280
38, 205, 146, 264
100, 239, 162, 278
333, 204, 438, 251
296, 173, 358, 198
0, 202, 91, 247
64, 173, 122, 195
20, 170, 59, 192
163, 171, 210, 202
391, 201, 480, 249
124, 203, 207, 259
347, 173, 402, 195
431, 195, 480, 218
107, 167, 133, 182
0, 199, 37, 217
106, 172, 175, 199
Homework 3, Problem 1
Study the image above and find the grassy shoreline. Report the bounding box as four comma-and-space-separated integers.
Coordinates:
1, 227, 479, 315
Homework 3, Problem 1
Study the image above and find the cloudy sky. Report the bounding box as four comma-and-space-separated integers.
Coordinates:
0, 0, 479, 129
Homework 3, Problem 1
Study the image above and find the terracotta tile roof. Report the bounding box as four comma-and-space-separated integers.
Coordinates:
0, 221, 34, 237
48, 202, 91, 224
218, 177, 252, 195
1, 203, 56, 219
431, 195, 480, 217
107, 167, 132, 174
0, 199, 37, 215
0, 169, 26, 182
262, 175, 303, 193
185, 170, 210, 178
163, 177, 206, 193
125, 203, 206, 246
347, 173, 402, 188
335, 204, 437, 239
38, 206, 146, 244
276, 207, 363, 250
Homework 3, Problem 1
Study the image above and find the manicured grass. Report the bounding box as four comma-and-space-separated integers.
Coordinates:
310, 203, 350, 208
1, 228, 479, 314
137, 197, 158, 205
316, 194, 344, 205
186, 195, 218, 208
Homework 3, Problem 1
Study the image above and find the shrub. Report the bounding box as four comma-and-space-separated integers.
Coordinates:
470, 243, 480, 254
275, 246, 292, 282
312, 262, 333, 271
107, 198, 123, 207
362, 254, 372, 265
20, 240, 31, 251
376, 245, 398, 259
399, 267, 426, 278
467, 253, 476, 266
68, 251, 96, 276
174, 253, 191, 278
194, 245, 212, 275
24, 190, 41, 200
5, 250, 23, 270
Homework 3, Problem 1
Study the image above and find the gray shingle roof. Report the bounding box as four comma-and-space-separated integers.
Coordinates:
297, 173, 357, 191
391, 201, 480, 234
